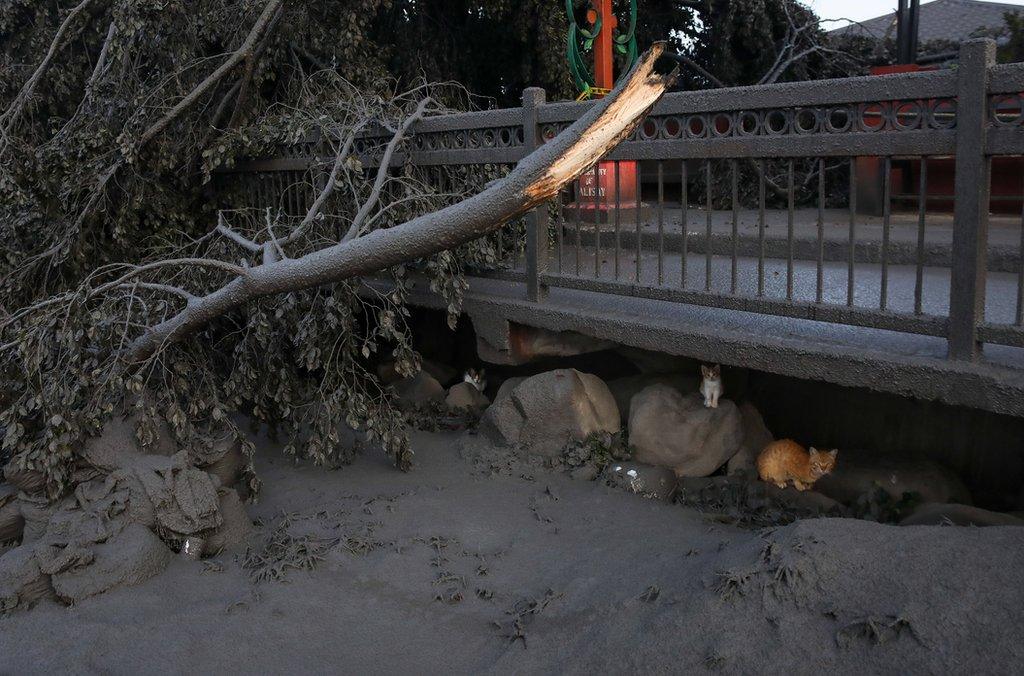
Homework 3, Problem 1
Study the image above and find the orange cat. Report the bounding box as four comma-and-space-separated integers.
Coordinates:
756, 439, 837, 491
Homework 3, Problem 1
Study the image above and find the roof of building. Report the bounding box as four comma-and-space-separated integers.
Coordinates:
829, 0, 1022, 43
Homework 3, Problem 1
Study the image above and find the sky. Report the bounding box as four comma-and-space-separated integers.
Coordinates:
807, 0, 1024, 30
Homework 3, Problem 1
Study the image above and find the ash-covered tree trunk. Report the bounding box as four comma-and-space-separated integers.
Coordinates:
125, 45, 674, 363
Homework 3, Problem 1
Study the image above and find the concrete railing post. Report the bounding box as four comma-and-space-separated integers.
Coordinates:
523, 87, 549, 302
948, 39, 996, 361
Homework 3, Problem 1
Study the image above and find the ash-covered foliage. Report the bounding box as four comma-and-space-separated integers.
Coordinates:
0, 0, 510, 498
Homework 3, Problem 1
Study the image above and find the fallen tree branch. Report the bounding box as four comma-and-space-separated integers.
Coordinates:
226, 3, 285, 131
124, 43, 677, 363
0, 0, 106, 143
342, 97, 433, 242
138, 0, 285, 150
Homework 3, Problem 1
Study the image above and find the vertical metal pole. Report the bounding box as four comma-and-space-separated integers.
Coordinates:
848, 158, 857, 306
556, 190, 564, 274
758, 160, 766, 297
614, 162, 621, 280
816, 158, 825, 304
914, 158, 928, 315
594, 163, 602, 279
524, 87, 548, 301
705, 160, 713, 292
948, 39, 995, 360
659, 162, 667, 286
787, 160, 795, 301
1017, 179, 1024, 325
593, 0, 615, 92
730, 159, 739, 294
881, 157, 892, 310
635, 163, 643, 283
681, 160, 688, 289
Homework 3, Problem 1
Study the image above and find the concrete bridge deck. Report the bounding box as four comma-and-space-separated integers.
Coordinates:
390, 269, 1024, 419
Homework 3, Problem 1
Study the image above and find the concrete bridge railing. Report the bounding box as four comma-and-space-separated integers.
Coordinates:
215, 39, 1024, 366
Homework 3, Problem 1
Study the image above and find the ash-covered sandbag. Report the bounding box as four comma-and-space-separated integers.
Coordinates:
203, 489, 254, 556
193, 433, 247, 489
127, 452, 222, 536
50, 523, 172, 603
35, 543, 95, 576
0, 545, 55, 611
0, 484, 24, 543
77, 413, 176, 473
17, 495, 71, 544
3, 461, 46, 495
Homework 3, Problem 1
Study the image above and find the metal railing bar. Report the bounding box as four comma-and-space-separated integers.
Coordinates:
880, 157, 892, 310
848, 157, 857, 307
787, 160, 795, 301
816, 158, 825, 304
658, 161, 665, 286
681, 160, 688, 289
914, 158, 928, 315
705, 160, 713, 292
731, 159, 739, 294
758, 160, 766, 298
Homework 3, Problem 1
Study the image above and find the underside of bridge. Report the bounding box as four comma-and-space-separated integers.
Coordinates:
378, 274, 1024, 420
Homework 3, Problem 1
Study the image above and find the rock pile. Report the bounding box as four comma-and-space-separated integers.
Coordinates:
477, 366, 1013, 528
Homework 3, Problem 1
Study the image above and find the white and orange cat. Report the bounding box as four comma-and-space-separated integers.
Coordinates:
756, 439, 837, 491
463, 367, 487, 392
700, 364, 722, 408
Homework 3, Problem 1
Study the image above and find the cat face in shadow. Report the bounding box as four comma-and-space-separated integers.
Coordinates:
700, 364, 721, 381
808, 448, 838, 478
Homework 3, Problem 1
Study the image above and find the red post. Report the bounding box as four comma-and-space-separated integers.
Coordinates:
571, 0, 641, 223
592, 0, 616, 94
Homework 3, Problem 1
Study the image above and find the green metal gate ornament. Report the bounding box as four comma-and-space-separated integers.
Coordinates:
565, 0, 638, 99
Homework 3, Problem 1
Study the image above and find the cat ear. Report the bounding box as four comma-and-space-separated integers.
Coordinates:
701, 365, 711, 377
828, 449, 838, 458
713, 364, 721, 375
808, 447, 819, 456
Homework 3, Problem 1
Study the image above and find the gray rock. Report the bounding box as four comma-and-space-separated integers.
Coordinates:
628, 386, 744, 477
445, 382, 490, 413
677, 475, 843, 516
900, 503, 1024, 527
393, 371, 445, 408
204, 489, 254, 556
51, 523, 172, 603
0, 545, 55, 611
603, 462, 677, 501
726, 402, 774, 475
606, 373, 699, 423
422, 359, 459, 387
493, 377, 526, 404
570, 465, 601, 482
379, 359, 457, 387
760, 482, 842, 513
814, 456, 972, 506
481, 369, 619, 457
